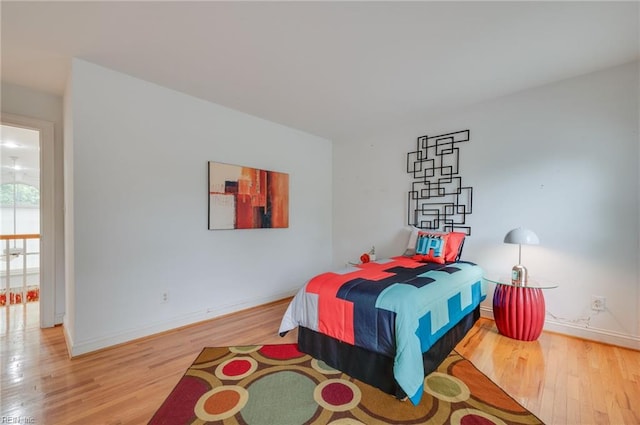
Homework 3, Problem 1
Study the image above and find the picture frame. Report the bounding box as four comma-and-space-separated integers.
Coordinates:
208, 161, 289, 230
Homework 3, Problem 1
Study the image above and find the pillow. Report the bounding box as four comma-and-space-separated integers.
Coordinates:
444, 232, 466, 262
404, 226, 422, 256
412, 232, 449, 264
404, 227, 467, 262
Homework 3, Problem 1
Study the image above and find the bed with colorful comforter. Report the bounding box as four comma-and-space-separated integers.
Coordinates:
278, 256, 485, 405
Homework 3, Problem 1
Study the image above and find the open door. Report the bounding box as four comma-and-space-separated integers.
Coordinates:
1, 115, 55, 328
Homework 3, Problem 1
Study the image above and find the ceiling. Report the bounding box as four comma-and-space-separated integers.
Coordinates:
1, 1, 639, 144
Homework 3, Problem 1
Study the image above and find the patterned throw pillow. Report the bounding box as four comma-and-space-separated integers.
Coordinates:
412, 232, 449, 264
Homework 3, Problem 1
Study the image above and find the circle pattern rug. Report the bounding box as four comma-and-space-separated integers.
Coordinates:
149, 344, 543, 425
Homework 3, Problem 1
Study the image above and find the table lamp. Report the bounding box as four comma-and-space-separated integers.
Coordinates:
504, 227, 539, 286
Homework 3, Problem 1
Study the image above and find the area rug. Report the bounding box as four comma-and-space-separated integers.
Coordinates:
149, 344, 543, 425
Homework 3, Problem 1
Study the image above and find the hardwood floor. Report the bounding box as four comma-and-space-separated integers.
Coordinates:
1, 300, 638, 424
456, 318, 640, 425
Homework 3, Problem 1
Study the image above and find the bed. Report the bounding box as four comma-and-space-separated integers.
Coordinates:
279, 230, 485, 405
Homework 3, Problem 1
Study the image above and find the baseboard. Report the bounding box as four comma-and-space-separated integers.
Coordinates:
479, 305, 640, 350
480, 305, 494, 319
67, 289, 298, 357
65, 292, 640, 356
543, 320, 640, 350
62, 317, 74, 358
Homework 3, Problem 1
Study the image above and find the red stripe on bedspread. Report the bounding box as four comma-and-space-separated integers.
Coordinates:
307, 273, 356, 344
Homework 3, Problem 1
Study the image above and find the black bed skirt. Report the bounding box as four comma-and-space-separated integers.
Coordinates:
297, 306, 480, 399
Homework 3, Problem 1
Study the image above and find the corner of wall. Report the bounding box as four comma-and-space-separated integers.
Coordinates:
62, 62, 76, 347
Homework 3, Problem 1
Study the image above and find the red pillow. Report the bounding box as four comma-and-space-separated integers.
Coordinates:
444, 232, 466, 262
412, 232, 449, 264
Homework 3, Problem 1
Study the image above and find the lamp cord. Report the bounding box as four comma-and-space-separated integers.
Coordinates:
546, 309, 601, 327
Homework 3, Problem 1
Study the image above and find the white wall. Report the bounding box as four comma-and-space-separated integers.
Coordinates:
1, 83, 66, 324
6, 58, 637, 352
333, 61, 640, 349
63, 71, 76, 347
64, 59, 333, 355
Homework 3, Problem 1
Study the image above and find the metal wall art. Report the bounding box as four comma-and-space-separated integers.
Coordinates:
407, 130, 473, 235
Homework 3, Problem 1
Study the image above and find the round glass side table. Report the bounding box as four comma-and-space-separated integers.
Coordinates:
483, 275, 558, 341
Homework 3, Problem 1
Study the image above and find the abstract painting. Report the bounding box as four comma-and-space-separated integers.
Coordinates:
208, 161, 289, 230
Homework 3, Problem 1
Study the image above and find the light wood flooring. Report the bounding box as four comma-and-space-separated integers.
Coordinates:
1, 300, 638, 424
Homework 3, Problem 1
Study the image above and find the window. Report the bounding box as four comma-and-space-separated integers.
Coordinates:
0, 183, 40, 207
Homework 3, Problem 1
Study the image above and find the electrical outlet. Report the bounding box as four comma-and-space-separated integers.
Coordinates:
591, 295, 605, 311
161, 291, 169, 304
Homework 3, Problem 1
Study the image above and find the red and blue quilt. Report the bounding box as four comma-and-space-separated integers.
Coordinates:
279, 256, 485, 405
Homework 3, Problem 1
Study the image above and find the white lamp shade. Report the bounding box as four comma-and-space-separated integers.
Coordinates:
503, 228, 540, 245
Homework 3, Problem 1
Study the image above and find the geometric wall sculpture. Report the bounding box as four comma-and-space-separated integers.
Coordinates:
208, 161, 289, 230
407, 130, 473, 235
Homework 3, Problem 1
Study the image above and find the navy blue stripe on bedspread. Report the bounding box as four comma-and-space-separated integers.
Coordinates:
334, 261, 471, 357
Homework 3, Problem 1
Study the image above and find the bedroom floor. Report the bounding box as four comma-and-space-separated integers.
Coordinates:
1, 299, 638, 424
456, 317, 640, 425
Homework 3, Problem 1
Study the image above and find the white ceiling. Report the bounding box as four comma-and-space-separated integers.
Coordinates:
1, 1, 639, 142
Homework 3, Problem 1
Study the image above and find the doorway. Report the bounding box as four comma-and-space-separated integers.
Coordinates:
0, 115, 55, 329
